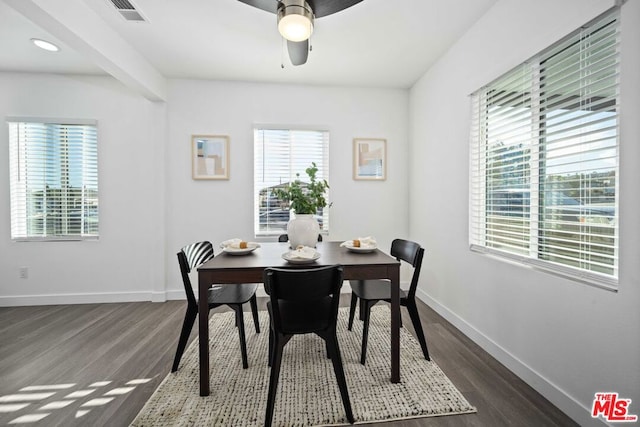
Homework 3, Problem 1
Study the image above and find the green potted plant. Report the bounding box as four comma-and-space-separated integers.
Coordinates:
273, 162, 330, 247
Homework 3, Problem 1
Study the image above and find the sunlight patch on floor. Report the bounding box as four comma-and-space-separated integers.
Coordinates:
64, 390, 95, 399
80, 397, 115, 407
104, 387, 135, 396
0, 393, 55, 403
39, 401, 74, 410
8, 413, 50, 424
0, 378, 154, 424
20, 385, 75, 392
0, 404, 29, 413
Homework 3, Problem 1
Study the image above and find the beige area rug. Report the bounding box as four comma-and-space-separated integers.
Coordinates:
131, 306, 476, 426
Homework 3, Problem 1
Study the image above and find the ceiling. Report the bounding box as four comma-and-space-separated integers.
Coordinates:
0, 0, 498, 100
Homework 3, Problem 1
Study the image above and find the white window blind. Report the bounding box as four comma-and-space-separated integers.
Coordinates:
8, 119, 99, 241
470, 9, 619, 289
254, 128, 329, 237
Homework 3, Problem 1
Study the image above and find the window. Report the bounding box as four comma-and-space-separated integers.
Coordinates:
470, 10, 619, 289
8, 119, 99, 241
254, 127, 329, 237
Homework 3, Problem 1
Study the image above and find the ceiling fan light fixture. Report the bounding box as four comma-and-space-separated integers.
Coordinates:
277, 0, 314, 42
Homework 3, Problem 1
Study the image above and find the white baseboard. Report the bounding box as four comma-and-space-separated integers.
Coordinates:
415, 288, 608, 427
0, 283, 356, 307
0, 291, 155, 307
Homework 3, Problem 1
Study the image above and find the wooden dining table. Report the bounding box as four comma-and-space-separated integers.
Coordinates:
197, 241, 401, 396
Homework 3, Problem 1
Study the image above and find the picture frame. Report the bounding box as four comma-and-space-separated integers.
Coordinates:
353, 138, 387, 180
191, 135, 229, 180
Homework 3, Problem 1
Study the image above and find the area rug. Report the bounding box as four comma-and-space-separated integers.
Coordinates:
131, 306, 476, 426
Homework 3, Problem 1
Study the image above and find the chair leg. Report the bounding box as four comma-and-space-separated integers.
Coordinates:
232, 305, 249, 369
249, 294, 260, 333
326, 331, 355, 424
265, 335, 286, 427
171, 304, 198, 372
406, 300, 430, 361
360, 301, 373, 365
347, 292, 358, 331
268, 327, 274, 367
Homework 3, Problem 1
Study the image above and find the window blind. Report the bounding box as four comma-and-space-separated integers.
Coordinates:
8, 119, 99, 240
254, 128, 329, 236
470, 10, 619, 289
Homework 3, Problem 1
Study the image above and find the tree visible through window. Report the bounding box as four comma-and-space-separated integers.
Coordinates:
8, 120, 99, 240
470, 10, 619, 288
253, 128, 329, 237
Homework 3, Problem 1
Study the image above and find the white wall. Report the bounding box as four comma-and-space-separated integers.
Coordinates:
0, 75, 409, 303
0, 73, 167, 305
408, 1, 639, 426
164, 80, 410, 297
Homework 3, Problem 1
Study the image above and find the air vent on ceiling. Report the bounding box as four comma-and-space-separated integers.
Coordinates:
107, 0, 147, 22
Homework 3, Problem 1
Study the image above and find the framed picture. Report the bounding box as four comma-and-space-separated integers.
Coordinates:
191, 135, 229, 180
353, 138, 386, 180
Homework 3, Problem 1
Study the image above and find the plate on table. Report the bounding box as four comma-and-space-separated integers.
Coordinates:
223, 243, 260, 255
282, 251, 321, 264
343, 244, 377, 253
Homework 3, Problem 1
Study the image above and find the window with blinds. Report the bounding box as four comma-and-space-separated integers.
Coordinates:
254, 128, 329, 237
8, 119, 99, 241
469, 9, 619, 289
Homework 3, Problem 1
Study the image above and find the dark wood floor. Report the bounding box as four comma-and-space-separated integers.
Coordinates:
0, 296, 577, 427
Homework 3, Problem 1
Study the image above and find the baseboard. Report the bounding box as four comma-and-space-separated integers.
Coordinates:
415, 288, 608, 427
0, 291, 157, 307
0, 283, 354, 307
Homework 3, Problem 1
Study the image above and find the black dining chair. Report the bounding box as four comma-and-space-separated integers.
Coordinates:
347, 238, 430, 365
263, 265, 354, 427
278, 233, 322, 243
171, 241, 260, 372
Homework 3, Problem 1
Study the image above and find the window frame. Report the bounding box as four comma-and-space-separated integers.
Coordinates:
253, 126, 330, 238
7, 117, 99, 242
469, 9, 620, 291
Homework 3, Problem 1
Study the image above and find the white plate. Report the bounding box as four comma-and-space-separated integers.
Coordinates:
344, 244, 377, 253
223, 243, 260, 255
282, 251, 321, 264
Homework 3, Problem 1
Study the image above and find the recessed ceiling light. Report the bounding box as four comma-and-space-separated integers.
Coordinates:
31, 38, 60, 52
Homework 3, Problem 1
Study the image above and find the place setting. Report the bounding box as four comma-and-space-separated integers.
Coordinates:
340, 236, 377, 253
282, 245, 321, 264
219, 238, 261, 255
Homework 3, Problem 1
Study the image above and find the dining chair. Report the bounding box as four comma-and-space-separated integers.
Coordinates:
278, 233, 322, 242
347, 238, 430, 364
171, 241, 260, 372
263, 265, 354, 427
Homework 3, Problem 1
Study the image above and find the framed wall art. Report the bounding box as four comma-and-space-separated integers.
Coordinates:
353, 138, 386, 180
191, 134, 229, 180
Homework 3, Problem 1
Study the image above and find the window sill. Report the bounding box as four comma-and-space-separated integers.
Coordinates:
470, 245, 618, 292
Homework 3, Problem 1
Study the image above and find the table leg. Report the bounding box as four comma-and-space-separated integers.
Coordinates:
390, 265, 400, 383
199, 274, 210, 396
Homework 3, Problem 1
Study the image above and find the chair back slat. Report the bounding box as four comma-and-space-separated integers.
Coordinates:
390, 239, 425, 300
264, 265, 343, 333
182, 241, 214, 271
278, 234, 323, 242
178, 241, 215, 306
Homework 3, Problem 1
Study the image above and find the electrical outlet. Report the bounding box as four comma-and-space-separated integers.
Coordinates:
19, 267, 28, 279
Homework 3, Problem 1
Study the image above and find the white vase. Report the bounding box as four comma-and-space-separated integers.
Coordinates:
287, 213, 320, 248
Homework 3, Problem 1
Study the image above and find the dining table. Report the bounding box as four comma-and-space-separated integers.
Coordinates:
197, 240, 401, 396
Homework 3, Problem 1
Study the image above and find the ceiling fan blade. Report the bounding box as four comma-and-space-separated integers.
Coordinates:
236, 0, 277, 14
310, 0, 364, 18
287, 40, 309, 66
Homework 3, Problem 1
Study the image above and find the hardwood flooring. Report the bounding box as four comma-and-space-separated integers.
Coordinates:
0, 297, 577, 426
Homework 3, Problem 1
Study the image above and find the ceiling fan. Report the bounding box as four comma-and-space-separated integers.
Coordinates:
238, 0, 364, 66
